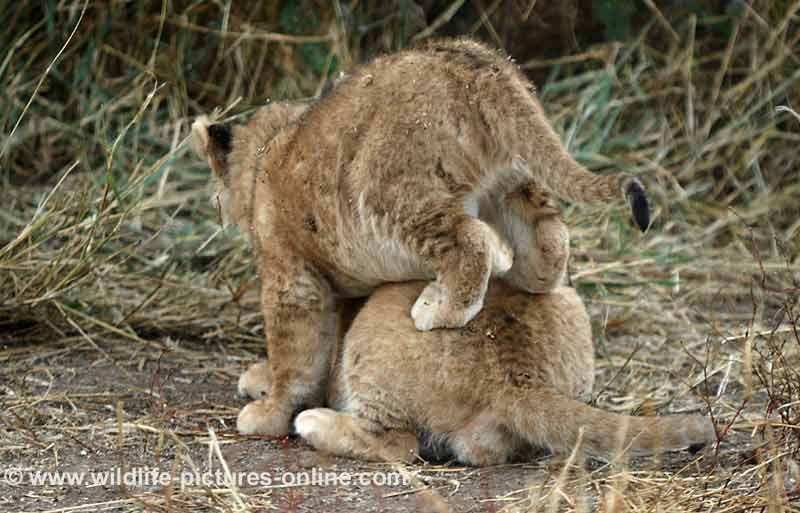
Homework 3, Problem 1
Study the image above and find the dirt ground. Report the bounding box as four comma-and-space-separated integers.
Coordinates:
1, 306, 778, 513
1, 342, 545, 513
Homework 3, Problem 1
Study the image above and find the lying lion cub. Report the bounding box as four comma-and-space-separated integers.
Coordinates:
193, 38, 649, 435
239, 281, 715, 463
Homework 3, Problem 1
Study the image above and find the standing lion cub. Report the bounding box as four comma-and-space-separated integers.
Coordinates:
192, 38, 649, 435
239, 282, 715, 464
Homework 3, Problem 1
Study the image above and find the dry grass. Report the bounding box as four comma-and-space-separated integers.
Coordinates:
1, 1, 799, 512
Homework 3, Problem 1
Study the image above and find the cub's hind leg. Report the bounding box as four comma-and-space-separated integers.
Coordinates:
498, 184, 569, 293
405, 205, 513, 331
449, 412, 523, 466
237, 252, 337, 436
295, 408, 418, 463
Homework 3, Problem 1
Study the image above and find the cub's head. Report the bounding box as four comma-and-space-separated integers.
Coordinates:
190, 102, 311, 229
191, 101, 310, 183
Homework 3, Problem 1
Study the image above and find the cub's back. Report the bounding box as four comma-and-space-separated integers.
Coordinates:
341, 281, 594, 403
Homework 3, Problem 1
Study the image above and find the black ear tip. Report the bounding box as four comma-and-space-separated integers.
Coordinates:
625, 180, 650, 232
207, 123, 232, 153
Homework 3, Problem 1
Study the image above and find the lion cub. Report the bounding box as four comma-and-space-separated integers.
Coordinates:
193, 38, 649, 435
240, 281, 715, 464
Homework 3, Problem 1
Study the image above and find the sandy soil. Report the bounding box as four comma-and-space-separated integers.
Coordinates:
1, 336, 741, 513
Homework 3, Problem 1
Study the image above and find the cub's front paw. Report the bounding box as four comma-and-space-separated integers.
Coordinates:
237, 399, 291, 436
237, 361, 272, 399
294, 408, 338, 448
411, 281, 483, 331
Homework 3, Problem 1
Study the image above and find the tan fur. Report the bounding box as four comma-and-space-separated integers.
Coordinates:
195, 38, 645, 435
241, 283, 716, 464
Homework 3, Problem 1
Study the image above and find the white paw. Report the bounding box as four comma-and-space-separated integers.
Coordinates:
236, 401, 290, 436
295, 408, 337, 444
411, 282, 446, 331
237, 361, 271, 399
411, 281, 484, 331
236, 403, 265, 435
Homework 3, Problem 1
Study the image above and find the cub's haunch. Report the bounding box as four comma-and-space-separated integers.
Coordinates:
193, 38, 649, 435
240, 282, 714, 464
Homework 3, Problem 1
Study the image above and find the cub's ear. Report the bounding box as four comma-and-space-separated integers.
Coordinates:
191, 115, 213, 160
191, 116, 232, 181
208, 123, 232, 153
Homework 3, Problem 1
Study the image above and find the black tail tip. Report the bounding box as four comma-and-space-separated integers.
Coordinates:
208, 123, 232, 154
625, 179, 650, 232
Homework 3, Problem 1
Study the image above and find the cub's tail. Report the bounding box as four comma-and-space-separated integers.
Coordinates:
506, 389, 716, 460
535, 151, 650, 232
515, 118, 650, 231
